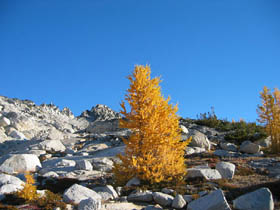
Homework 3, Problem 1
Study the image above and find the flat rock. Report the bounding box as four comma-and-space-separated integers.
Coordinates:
128, 190, 153, 202
187, 189, 231, 210
187, 168, 222, 180
233, 187, 274, 210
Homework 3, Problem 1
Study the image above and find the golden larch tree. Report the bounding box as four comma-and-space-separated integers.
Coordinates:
257, 86, 280, 153
113, 65, 191, 185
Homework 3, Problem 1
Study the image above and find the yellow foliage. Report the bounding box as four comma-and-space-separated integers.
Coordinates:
257, 86, 280, 153
17, 172, 38, 201
113, 65, 191, 185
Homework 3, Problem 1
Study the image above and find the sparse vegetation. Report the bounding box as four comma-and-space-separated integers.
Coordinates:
113, 65, 191, 185
16, 173, 38, 202
193, 107, 267, 144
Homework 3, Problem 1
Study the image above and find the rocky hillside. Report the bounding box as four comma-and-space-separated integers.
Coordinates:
0, 95, 279, 210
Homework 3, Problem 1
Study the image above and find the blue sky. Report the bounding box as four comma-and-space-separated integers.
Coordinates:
0, 1, 280, 122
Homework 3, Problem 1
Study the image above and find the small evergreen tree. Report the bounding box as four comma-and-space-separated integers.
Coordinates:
257, 86, 280, 153
17, 173, 38, 201
113, 65, 190, 185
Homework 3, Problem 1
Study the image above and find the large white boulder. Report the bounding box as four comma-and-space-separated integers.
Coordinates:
38, 140, 66, 152
0, 173, 24, 195
187, 189, 231, 210
216, 162, 235, 179
0, 183, 23, 194
0, 154, 41, 174
188, 130, 211, 150
63, 184, 101, 204
239, 141, 260, 154
233, 187, 274, 210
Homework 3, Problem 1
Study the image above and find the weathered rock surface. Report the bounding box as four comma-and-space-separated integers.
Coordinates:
188, 130, 211, 150
233, 187, 274, 210
216, 161, 235, 179
78, 197, 101, 210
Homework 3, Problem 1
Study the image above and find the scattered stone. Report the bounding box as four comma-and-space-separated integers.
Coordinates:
239, 141, 260, 154
127, 190, 153, 202
187, 189, 231, 210
78, 197, 101, 210
220, 142, 238, 152
186, 147, 206, 155
0, 117, 11, 127
233, 187, 274, 210
216, 162, 235, 179
63, 184, 102, 204
188, 130, 211, 150
187, 168, 222, 180
153, 192, 174, 207
256, 136, 272, 148
125, 177, 140, 187
93, 185, 118, 201
144, 204, 163, 210
76, 160, 93, 171
180, 125, 189, 134
172, 194, 187, 209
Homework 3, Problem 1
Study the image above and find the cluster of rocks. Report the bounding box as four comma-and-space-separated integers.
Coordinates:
0, 96, 278, 209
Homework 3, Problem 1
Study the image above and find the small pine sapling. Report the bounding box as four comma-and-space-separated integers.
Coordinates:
17, 172, 38, 201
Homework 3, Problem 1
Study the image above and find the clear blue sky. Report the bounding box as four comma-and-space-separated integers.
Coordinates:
1, 1, 280, 122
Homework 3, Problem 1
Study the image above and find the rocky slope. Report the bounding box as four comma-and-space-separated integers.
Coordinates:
0, 95, 279, 210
